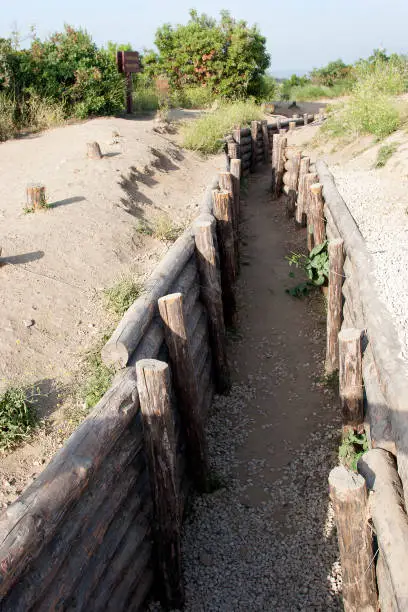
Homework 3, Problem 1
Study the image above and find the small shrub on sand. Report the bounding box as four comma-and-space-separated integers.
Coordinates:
181, 100, 264, 154
374, 142, 399, 168
24, 94, 65, 130
104, 277, 143, 316
0, 387, 37, 451
151, 215, 185, 242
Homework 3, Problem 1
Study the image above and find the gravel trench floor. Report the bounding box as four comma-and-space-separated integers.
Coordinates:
150, 167, 343, 611
331, 166, 408, 362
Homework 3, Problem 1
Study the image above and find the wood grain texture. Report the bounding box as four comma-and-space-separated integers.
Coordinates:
339, 328, 364, 427
212, 189, 237, 326
325, 239, 344, 374
328, 466, 377, 612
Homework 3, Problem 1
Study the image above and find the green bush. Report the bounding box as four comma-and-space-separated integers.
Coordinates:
375, 142, 399, 167
182, 100, 263, 154
171, 86, 215, 109
0, 93, 16, 140
0, 386, 37, 450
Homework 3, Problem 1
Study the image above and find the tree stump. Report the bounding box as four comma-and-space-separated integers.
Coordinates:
328, 465, 378, 612
136, 359, 184, 609
87, 142, 103, 159
338, 328, 364, 427
26, 184, 46, 210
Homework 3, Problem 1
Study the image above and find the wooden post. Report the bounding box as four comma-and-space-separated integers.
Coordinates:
87, 142, 103, 159
295, 157, 311, 227
286, 151, 301, 218
276, 118, 281, 131
26, 184, 46, 210
158, 293, 209, 491
279, 128, 287, 135
325, 239, 344, 374
271, 133, 280, 196
126, 72, 133, 114
303, 172, 319, 250
338, 328, 364, 427
136, 359, 184, 609
250, 120, 259, 172
261, 120, 269, 163
309, 183, 326, 246
212, 190, 236, 326
328, 465, 378, 612
230, 159, 241, 265
228, 141, 239, 160
303, 113, 308, 126
289, 120, 296, 132
219, 171, 238, 264
274, 135, 287, 199
194, 216, 231, 393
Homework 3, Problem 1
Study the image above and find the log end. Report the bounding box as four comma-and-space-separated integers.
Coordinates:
101, 341, 129, 369
329, 465, 366, 497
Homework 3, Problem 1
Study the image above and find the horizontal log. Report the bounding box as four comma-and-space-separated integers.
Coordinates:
341, 276, 364, 330
241, 151, 252, 162
239, 135, 252, 146
317, 160, 408, 503
91, 536, 153, 611
126, 568, 154, 612
200, 175, 221, 215
376, 552, 398, 612
128, 317, 164, 366
187, 299, 205, 341
102, 230, 195, 368
267, 116, 311, 131
33, 462, 149, 610
2, 420, 145, 611
239, 127, 251, 137
362, 345, 395, 454
71, 480, 152, 611
358, 449, 408, 610
0, 368, 139, 599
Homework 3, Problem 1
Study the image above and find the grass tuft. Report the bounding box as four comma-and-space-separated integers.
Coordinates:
181, 100, 264, 154
0, 387, 38, 451
81, 351, 114, 411
151, 215, 184, 242
338, 430, 368, 472
374, 142, 399, 168
104, 276, 143, 317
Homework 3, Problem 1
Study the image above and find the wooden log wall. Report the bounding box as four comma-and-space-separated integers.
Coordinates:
283, 151, 408, 608
0, 116, 311, 610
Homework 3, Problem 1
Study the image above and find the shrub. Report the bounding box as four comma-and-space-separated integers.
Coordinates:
0, 93, 16, 140
339, 431, 368, 471
182, 100, 263, 154
374, 142, 399, 168
104, 276, 143, 316
22, 93, 65, 129
171, 86, 215, 109
0, 386, 37, 450
152, 215, 184, 242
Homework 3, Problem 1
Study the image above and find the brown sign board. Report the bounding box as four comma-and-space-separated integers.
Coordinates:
116, 51, 141, 74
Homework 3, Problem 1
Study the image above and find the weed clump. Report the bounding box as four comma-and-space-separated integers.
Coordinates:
339, 430, 368, 472
104, 277, 143, 317
181, 100, 264, 154
375, 142, 399, 168
0, 387, 37, 451
81, 351, 114, 411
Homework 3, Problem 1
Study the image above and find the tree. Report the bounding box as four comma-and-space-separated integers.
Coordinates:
153, 10, 270, 98
310, 60, 351, 86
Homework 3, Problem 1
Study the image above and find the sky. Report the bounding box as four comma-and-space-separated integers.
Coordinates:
1, 0, 407, 76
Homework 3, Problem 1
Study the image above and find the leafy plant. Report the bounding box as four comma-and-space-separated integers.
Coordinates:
182, 99, 263, 154
339, 430, 368, 472
286, 241, 329, 297
104, 277, 143, 316
375, 142, 399, 168
0, 387, 37, 451
151, 215, 184, 242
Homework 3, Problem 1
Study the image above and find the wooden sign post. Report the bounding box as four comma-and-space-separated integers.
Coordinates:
116, 51, 141, 114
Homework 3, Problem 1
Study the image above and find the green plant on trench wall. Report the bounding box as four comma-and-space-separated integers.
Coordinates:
285, 241, 329, 297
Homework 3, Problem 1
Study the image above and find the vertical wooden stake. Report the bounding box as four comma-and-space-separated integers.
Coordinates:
303, 113, 308, 126
219, 171, 238, 264
26, 184, 47, 210
230, 159, 241, 264
194, 216, 231, 393
261, 120, 269, 163
228, 140, 239, 160
295, 157, 311, 227
250, 120, 259, 172
303, 172, 319, 250
286, 151, 301, 218
279, 128, 287, 135
212, 189, 236, 326
276, 118, 281, 131
136, 359, 184, 609
274, 135, 287, 199
338, 328, 364, 427
87, 142, 103, 159
158, 294, 209, 491
328, 466, 377, 612
325, 239, 344, 374
309, 182, 326, 246
271, 133, 280, 196
125, 72, 133, 114
289, 120, 296, 132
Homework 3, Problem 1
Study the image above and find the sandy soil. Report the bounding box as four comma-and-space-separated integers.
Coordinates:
0, 115, 224, 507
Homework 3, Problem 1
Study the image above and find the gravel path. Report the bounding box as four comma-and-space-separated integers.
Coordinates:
150, 167, 342, 611
331, 166, 408, 362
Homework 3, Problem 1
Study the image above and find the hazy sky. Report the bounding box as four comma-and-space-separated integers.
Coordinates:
1, 0, 407, 76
